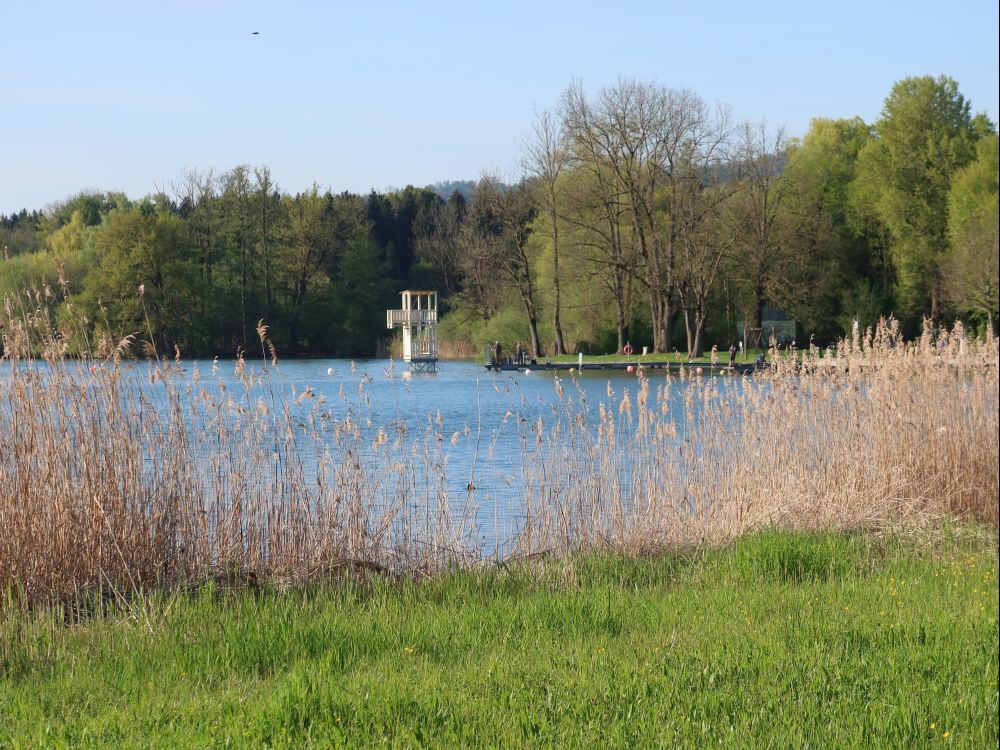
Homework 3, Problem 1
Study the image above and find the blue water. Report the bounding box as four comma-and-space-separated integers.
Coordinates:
220, 357, 701, 473
2, 356, 745, 554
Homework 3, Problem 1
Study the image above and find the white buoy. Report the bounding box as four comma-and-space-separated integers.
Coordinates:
524, 368, 531, 375
627, 365, 634, 374
327, 367, 334, 376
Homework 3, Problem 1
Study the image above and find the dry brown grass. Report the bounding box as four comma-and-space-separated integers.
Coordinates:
1, 295, 997, 608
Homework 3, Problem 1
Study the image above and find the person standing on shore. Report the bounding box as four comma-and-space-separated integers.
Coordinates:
728, 343, 736, 368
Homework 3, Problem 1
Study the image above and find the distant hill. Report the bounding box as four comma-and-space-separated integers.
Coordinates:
425, 180, 476, 201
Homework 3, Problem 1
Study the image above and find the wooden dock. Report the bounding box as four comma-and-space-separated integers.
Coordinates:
484, 360, 758, 375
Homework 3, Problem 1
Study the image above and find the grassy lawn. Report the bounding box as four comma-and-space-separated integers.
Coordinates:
1, 529, 997, 748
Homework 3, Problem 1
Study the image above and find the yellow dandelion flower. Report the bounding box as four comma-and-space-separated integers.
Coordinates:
929, 723, 936, 730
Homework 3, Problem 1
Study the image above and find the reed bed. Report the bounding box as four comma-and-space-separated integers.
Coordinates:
1, 299, 997, 609
381, 336, 480, 360
509, 319, 998, 559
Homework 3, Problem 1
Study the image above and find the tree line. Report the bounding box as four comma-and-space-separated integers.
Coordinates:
2, 75, 997, 359
1, 170, 449, 357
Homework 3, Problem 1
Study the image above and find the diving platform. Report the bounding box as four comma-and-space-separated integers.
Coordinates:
387, 290, 439, 373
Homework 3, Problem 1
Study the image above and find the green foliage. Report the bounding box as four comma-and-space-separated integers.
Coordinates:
46, 209, 98, 258
368, 185, 444, 284
440, 301, 530, 354
4, 75, 996, 358
856, 76, 982, 323
0, 169, 455, 357
943, 135, 1000, 326
1, 531, 996, 747
0, 209, 45, 257
331, 237, 395, 356
838, 277, 888, 336
75, 207, 195, 351
780, 118, 890, 338
44, 190, 130, 230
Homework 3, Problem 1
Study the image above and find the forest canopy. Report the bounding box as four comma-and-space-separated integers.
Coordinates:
2, 75, 997, 359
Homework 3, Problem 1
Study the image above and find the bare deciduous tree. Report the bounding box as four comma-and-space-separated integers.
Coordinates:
414, 193, 467, 299
456, 224, 504, 335
562, 79, 731, 352
729, 122, 792, 333
559, 145, 638, 353
523, 109, 570, 355
676, 182, 737, 357
470, 178, 542, 355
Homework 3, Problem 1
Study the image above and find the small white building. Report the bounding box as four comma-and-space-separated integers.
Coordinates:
386, 290, 439, 372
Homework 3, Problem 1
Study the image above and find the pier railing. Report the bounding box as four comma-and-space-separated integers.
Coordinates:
387, 309, 437, 328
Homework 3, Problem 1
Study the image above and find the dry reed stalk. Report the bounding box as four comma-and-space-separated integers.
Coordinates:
1, 300, 997, 610
505, 319, 998, 559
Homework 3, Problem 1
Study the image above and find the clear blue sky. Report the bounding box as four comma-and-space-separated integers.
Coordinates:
2, 0, 997, 215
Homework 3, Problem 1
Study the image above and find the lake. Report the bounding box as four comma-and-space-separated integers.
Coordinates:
1, 355, 749, 564
140, 357, 730, 549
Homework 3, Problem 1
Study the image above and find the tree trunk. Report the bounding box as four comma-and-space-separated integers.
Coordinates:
518, 269, 543, 358
550, 205, 566, 355
289, 275, 309, 353
615, 299, 627, 355
663, 309, 677, 353
528, 315, 542, 359
240, 239, 248, 347
684, 310, 694, 358
692, 306, 707, 359
755, 282, 765, 329
683, 309, 705, 359
648, 291, 667, 353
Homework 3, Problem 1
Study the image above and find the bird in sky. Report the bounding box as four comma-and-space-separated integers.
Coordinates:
251, 31, 259, 35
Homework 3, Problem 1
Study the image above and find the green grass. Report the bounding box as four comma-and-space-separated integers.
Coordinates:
1, 529, 997, 748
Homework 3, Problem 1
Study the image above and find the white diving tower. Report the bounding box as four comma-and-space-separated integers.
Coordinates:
386, 290, 439, 372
